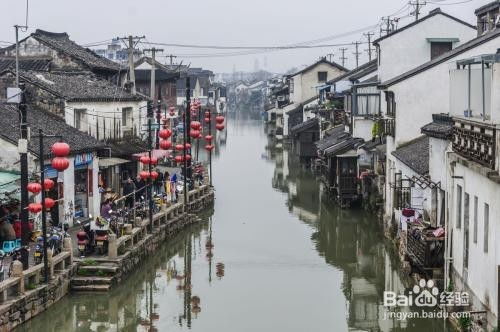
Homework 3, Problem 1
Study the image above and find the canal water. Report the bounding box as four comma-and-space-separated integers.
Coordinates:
20, 116, 450, 332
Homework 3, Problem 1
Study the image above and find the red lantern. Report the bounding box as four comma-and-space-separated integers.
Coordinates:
139, 171, 150, 180
184, 143, 191, 150
140, 156, 150, 164
43, 179, 55, 191
205, 135, 213, 142
27, 182, 42, 194
51, 157, 69, 172
205, 144, 215, 151
216, 123, 225, 131
159, 129, 172, 139
190, 121, 201, 130
175, 144, 185, 151
150, 171, 159, 180
174, 155, 184, 163
44, 197, 55, 210
190, 130, 200, 138
51, 142, 70, 157
150, 157, 158, 165
185, 154, 192, 161
160, 140, 172, 150
28, 203, 42, 214
215, 115, 225, 124
204, 117, 210, 124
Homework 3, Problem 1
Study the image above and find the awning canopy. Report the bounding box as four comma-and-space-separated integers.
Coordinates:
99, 157, 130, 168
0, 172, 21, 204
133, 149, 172, 160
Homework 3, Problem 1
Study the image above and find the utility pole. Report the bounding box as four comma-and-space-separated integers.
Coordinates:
409, 0, 426, 21
326, 53, 334, 62
119, 35, 145, 95
146, 102, 154, 233
165, 54, 177, 65
339, 48, 348, 67
364, 32, 374, 61
381, 17, 393, 36
144, 47, 164, 149
183, 77, 191, 206
353, 42, 361, 68
18, 84, 29, 269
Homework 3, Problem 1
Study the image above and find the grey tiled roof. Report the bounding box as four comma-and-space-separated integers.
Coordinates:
19, 70, 144, 102
0, 103, 107, 157
392, 136, 429, 175
32, 30, 120, 72
421, 113, 453, 139
324, 137, 364, 156
290, 117, 319, 135
315, 126, 350, 152
0, 57, 51, 72
289, 58, 349, 78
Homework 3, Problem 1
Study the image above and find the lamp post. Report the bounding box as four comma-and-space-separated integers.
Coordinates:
32, 130, 70, 283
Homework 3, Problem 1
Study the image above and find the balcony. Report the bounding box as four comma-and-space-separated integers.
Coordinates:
382, 118, 395, 137
452, 117, 496, 170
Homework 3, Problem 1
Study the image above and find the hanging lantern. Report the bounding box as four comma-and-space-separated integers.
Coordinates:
204, 135, 213, 142
204, 117, 210, 124
190, 121, 201, 130
175, 144, 185, 151
27, 182, 42, 194
51, 157, 69, 172
140, 156, 151, 164
190, 130, 200, 138
28, 203, 42, 214
150, 171, 159, 180
185, 143, 192, 150
43, 179, 55, 191
51, 142, 70, 157
174, 155, 184, 163
150, 157, 158, 165
216, 123, 225, 131
139, 171, 150, 180
159, 129, 172, 139
44, 198, 55, 210
215, 115, 225, 124
160, 140, 172, 150
185, 154, 192, 161
205, 144, 215, 151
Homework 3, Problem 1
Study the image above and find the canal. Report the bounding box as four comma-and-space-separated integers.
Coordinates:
19, 116, 450, 331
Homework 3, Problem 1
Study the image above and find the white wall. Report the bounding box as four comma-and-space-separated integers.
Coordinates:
377, 13, 476, 82
449, 162, 499, 318
352, 118, 375, 141
65, 100, 147, 140
290, 63, 345, 104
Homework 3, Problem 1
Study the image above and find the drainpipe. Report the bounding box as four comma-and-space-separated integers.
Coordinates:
467, 64, 471, 115
481, 60, 486, 120
444, 150, 454, 291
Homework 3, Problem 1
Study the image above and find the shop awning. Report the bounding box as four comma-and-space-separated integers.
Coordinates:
0, 172, 21, 203
133, 149, 172, 160
99, 157, 130, 168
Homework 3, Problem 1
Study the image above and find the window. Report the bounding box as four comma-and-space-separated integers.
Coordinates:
74, 109, 86, 131
456, 185, 462, 229
355, 95, 380, 116
484, 203, 489, 253
318, 71, 328, 83
122, 107, 133, 127
289, 79, 294, 93
463, 193, 470, 269
473, 196, 478, 243
430, 42, 452, 60
385, 91, 396, 117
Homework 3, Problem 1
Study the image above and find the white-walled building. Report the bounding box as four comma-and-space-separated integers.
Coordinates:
0, 103, 107, 226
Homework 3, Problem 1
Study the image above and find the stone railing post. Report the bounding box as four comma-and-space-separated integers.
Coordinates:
124, 224, 132, 235
63, 237, 73, 264
11, 260, 24, 295
47, 249, 54, 280
108, 234, 117, 259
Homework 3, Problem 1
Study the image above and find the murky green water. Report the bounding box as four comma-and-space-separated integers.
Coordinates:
20, 115, 450, 331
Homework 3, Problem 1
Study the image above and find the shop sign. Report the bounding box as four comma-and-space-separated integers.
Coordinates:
44, 166, 58, 179
74, 153, 93, 167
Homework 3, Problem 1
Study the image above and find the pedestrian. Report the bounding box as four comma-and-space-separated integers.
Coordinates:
135, 176, 146, 201
123, 177, 135, 208
170, 173, 178, 202
100, 198, 112, 219
155, 168, 164, 194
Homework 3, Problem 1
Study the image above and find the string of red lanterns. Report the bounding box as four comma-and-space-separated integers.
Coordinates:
26, 142, 70, 214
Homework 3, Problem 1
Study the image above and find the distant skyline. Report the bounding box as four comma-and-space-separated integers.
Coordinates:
0, 0, 486, 73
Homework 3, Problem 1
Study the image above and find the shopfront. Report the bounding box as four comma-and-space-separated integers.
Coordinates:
74, 153, 94, 220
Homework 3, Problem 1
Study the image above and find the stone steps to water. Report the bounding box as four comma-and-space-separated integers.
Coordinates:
71, 284, 111, 292
78, 264, 118, 274
71, 276, 114, 286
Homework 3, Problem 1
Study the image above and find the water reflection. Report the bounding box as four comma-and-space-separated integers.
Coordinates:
20, 117, 449, 332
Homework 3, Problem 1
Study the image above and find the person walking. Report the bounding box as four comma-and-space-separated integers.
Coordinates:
123, 178, 136, 208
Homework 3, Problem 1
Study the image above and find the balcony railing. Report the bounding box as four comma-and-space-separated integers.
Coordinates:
452, 117, 496, 169
382, 118, 395, 137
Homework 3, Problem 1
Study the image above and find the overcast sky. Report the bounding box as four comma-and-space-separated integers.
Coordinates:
0, 0, 486, 74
